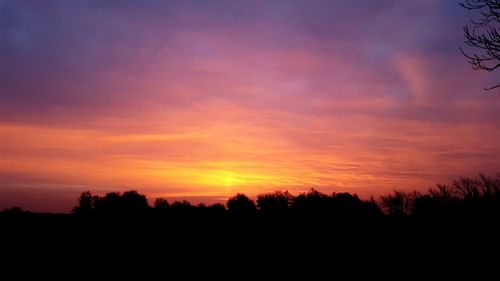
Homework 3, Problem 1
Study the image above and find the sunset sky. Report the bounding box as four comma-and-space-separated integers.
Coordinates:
1, 0, 500, 212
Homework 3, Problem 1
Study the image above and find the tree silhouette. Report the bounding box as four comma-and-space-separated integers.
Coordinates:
93, 192, 121, 212
73, 191, 94, 214
330, 192, 368, 218
477, 174, 500, 201
74, 190, 150, 214
154, 198, 169, 209
380, 190, 420, 217
206, 203, 226, 214
290, 189, 330, 215
460, 0, 500, 90
169, 200, 195, 214
226, 193, 256, 218
256, 191, 293, 216
121, 190, 149, 211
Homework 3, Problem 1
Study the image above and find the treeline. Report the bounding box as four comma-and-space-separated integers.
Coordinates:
3, 174, 498, 224
66, 174, 499, 220
71, 189, 382, 222
2, 174, 500, 263
380, 174, 500, 220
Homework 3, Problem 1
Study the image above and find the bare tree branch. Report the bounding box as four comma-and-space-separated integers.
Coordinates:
461, 0, 500, 91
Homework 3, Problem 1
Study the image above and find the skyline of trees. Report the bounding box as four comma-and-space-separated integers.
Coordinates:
61, 174, 500, 219
2, 174, 499, 225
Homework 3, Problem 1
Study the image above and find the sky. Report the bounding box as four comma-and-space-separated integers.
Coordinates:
1, 0, 500, 212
